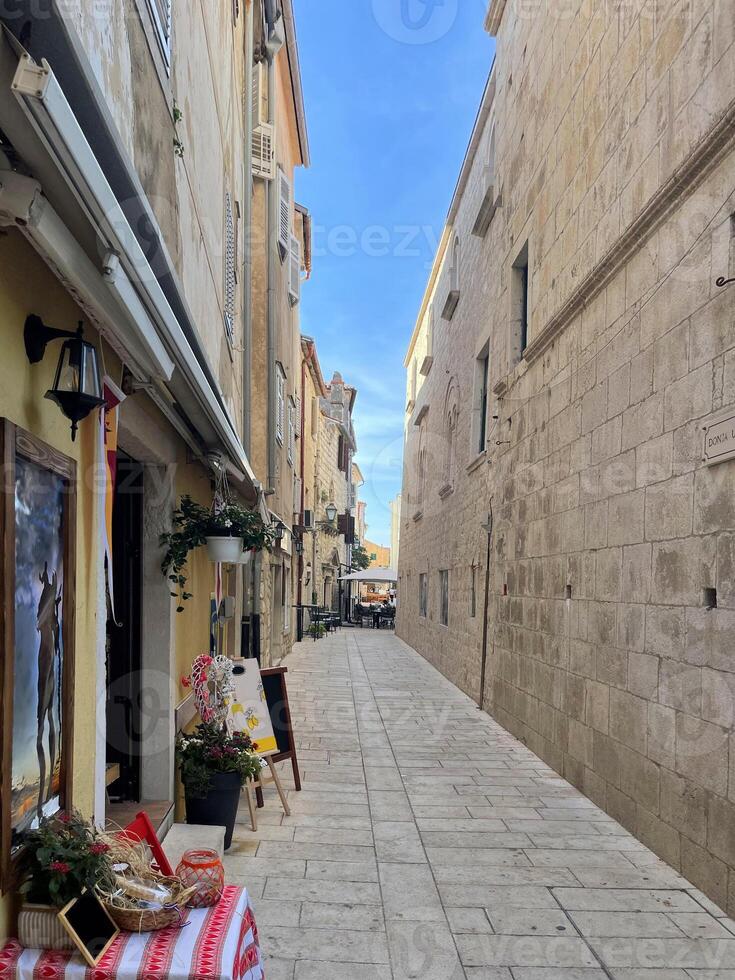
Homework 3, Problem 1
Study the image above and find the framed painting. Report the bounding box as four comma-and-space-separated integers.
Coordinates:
0, 420, 76, 889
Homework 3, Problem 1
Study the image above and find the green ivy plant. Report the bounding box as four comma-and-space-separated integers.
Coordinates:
160, 495, 274, 611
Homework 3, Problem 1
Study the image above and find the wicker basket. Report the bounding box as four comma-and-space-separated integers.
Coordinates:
100, 876, 192, 933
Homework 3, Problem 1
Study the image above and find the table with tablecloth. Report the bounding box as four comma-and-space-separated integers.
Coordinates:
0, 885, 262, 980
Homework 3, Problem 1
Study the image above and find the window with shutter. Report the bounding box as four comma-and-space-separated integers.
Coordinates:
252, 63, 268, 127
146, 0, 172, 68
278, 170, 292, 257
288, 234, 301, 305
276, 364, 285, 445
223, 192, 236, 344
287, 397, 295, 466
294, 396, 302, 438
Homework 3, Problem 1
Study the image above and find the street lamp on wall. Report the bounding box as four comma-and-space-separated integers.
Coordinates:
325, 503, 337, 523
24, 315, 105, 441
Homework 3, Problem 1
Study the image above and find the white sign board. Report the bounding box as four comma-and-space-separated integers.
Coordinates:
228, 660, 277, 755
703, 412, 735, 466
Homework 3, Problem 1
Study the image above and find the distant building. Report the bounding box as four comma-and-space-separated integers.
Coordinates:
364, 540, 391, 569
389, 495, 402, 570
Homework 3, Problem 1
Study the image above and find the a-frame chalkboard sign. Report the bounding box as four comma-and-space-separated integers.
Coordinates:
257, 666, 301, 805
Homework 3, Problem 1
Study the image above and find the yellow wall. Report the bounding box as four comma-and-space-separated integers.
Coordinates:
0, 230, 102, 937
364, 540, 391, 569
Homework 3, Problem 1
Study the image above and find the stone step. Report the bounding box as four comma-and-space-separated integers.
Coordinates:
161, 822, 225, 872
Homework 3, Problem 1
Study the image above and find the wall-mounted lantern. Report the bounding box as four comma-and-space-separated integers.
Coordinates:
24, 315, 104, 441
325, 503, 337, 523
271, 518, 288, 542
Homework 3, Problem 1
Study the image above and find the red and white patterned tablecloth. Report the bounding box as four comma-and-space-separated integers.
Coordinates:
0, 885, 263, 980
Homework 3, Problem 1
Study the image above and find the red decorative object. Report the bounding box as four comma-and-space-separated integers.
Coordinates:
116, 811, 174, 876
176, 848, 224, 908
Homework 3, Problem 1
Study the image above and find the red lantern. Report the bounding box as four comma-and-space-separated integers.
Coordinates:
176, 849, 225, 908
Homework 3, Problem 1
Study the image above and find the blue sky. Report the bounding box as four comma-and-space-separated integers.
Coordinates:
294, 0, 495, 546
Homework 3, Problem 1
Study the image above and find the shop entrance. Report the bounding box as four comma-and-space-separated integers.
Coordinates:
105, 452, 143, 806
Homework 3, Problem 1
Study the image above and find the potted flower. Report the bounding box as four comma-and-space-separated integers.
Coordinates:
17, 812, 115, 949
177, 724, 262, 849
160, 495, 274, 610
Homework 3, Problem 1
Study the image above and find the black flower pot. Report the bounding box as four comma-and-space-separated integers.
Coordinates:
184, 771, 241, 850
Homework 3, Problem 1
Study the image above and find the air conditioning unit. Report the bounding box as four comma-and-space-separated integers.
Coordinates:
252, 124, 275, 180
303, 509, 314, 530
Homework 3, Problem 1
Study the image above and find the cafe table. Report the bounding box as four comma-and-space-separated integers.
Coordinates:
0, 885, 262, 980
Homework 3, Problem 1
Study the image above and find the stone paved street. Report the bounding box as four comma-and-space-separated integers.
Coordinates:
224, 630, 735, 979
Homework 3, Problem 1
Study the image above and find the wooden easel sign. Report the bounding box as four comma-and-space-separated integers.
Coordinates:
228, 660, 278, 754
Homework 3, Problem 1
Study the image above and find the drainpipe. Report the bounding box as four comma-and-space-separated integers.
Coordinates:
478, 503, 494, 710
242, 0, 254, 454
265, 0, 283, 494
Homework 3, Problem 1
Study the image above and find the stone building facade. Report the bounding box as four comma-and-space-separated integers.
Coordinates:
398, 0, 735, 913
312, 372, 358, 615
244, 0, 310, 666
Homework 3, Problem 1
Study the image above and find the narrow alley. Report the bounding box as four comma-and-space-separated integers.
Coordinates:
224, 631, 735, 979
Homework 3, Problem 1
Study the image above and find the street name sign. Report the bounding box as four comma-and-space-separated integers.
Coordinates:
703, 410, 735, 466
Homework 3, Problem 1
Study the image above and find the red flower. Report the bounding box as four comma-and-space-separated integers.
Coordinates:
89, 842, 110, 855
56, 812, 70, 824
201, 655, 213, 666
49, 861, 71, 874
181, 675, 192, 688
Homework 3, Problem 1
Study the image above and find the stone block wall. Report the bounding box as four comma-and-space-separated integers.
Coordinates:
399, 0, 735, 913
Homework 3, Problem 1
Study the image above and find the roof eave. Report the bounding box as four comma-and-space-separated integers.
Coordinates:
282, 0, 310, 167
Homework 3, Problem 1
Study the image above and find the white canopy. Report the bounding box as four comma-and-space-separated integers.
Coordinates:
339, 568, 398, 583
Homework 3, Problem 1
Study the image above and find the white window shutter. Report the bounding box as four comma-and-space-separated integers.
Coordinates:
294, 396, 302, 438
287, 397, 295, 465
252, 63, 267, 127
278, 171, 292, 256
146, 0, 171, 66
223, 192, 236, 343
276, 368, 285, 445
288, 233, 301, 305
252, 123, 275, 180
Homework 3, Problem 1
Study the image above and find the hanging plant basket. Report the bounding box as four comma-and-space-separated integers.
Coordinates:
206, 535, 244, 563
160, 494, 275, 611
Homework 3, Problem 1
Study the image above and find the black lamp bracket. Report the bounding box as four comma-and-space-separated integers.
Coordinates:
24, 314, 83, 365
